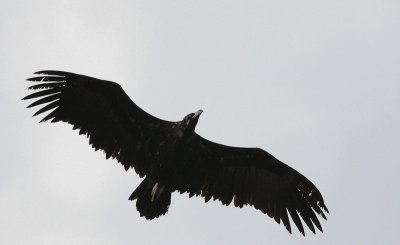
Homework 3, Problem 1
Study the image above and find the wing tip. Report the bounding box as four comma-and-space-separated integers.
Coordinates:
33, 70, 71, 77
34, 70, 58, 75
323, 205, 330, 214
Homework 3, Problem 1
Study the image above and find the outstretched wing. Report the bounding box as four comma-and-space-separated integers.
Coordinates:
23, 70, 172, 176
174, 134, 329, 235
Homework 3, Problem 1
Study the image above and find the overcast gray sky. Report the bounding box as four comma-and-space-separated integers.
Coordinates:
1, 0, 400, 244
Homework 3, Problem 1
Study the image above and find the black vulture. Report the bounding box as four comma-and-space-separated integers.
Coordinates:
23, 70, 328, 235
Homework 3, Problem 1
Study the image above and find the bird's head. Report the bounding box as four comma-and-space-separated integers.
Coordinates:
177, 109, 203, 139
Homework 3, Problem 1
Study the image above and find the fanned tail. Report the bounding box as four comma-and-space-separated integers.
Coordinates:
129, 178, 171, 220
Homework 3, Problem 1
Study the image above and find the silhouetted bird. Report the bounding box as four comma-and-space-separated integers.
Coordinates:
23, 70, 328, 235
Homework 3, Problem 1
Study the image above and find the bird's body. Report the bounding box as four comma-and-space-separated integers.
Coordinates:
24, 70, 328, 235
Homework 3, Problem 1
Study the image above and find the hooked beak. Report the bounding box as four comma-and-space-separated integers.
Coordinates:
194, 109, 203, 118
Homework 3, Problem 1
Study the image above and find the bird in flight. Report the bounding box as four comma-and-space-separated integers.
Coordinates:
23, 70, 328, 235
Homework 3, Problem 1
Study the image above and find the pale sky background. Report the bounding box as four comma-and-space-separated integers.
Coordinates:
1, 0, 400, 244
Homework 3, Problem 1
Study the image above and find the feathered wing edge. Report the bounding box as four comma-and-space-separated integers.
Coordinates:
174, 135, 329, 236
23, 70, 171, 177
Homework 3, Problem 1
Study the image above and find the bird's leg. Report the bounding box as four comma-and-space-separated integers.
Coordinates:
151, 182, 166, 202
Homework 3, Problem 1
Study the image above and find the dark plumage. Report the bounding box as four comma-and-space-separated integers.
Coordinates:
23, 70, 328, 235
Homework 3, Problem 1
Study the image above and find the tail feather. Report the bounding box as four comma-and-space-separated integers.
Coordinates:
129, 178, 171, 220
